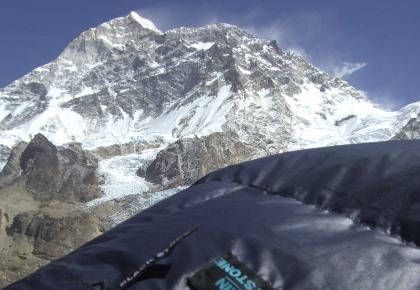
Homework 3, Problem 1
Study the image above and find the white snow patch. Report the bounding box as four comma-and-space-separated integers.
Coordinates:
129, 12, 162, 34
257, 89, 273, 109
283, 83, 413, 150
86, 146, 164, 207
0, 159, 8, 172
238, 66, 251, 75
147, 85, 233, 137
190, 42, 215, 50
34, 66, 50, 73
75, 87, 98, 98
0, 102, 9, 123
98, 34, 125, 49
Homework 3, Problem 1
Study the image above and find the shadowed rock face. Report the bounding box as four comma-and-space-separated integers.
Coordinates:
393, 114, 420, 140
0, 134, 101, 203
0, 134, 105, 287
0, 82, 48, 130
144, 132, 254, 188
20, 134, 60, 198
7, 209, 101, 259
0, 142, 28, 189
88, 141, 161, 160
0, 145, 12, 168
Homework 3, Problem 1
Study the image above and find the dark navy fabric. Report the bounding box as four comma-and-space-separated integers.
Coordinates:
5, 140, 420, 290
197, 140, 420, 244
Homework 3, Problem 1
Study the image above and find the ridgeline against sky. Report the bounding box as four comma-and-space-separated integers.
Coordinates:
0, 0, 419, 108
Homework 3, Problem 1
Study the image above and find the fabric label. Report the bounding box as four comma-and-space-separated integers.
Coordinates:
187, 252, 274, 290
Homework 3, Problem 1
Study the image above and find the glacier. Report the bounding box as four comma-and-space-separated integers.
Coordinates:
0, 11, 419, 206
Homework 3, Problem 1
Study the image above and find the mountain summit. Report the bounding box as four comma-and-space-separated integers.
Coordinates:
0, 11, 419, 157
128, 11, 162, 33
1, 11, 420, 287
1, 11, 420, 192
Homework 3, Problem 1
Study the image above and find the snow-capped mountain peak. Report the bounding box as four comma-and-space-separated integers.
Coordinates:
0, 12, 420, 162
128, 11, 162, 34
3, 12, 420, 286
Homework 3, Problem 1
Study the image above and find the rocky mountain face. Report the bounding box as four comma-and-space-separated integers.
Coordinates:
2, 12, 419, 153
0, 134, 105, 286
393, 113, 420, 140
1, 11, 420, 287
1, 134, 100, 202
143, 132, 253, 188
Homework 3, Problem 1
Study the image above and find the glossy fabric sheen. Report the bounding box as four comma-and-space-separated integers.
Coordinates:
5, 140, 420, 290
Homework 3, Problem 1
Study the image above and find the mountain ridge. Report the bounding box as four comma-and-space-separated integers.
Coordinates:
1, 11, 419, 199
1, 11, 420, 287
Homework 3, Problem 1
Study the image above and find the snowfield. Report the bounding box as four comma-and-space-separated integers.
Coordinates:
1, 11, 420, 209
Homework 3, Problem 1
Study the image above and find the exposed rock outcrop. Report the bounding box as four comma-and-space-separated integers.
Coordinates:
0, 134, 104, 288
0, 145, 12, 169
144, 132, 254, 188
88, 140, 160, 160
393, 114, 420, 140
7, 208, 101, 259
0, 142, 28, 189
0, 134, 101, 203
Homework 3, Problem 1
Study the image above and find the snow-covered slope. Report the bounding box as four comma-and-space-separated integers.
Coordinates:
1, 11, 418, 155
1, 12, 420, 203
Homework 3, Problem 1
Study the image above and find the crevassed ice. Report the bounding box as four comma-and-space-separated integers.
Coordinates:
86, 147, 163, 207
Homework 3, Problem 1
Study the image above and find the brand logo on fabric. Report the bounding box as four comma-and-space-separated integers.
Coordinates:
187, 252, 273, 290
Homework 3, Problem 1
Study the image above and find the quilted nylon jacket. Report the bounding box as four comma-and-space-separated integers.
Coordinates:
4, 140, 420, 290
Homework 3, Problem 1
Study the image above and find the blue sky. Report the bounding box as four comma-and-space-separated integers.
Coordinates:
0, 0, 419, 109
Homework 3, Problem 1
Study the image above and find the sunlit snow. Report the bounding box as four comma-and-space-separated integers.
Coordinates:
190, 42, 215, 50
85, 146, 164, 207
129, 11, 162, 34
